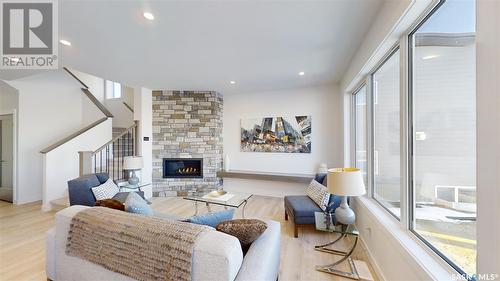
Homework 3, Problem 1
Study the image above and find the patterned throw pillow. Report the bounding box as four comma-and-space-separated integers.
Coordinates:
216, 219, 267, 253
91, 178, 120, 200
306, 179, 330, 211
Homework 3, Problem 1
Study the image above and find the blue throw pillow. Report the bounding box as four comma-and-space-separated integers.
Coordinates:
188, 209, 235, 228
124, 192, 154, 216
314, 173, 327, 186
326, 194, 342, 213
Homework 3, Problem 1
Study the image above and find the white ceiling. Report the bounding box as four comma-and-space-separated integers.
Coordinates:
1, 0, 382, 94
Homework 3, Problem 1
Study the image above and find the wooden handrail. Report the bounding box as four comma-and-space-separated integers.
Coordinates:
123, 101, 134, 113
40, 118, 108, 154
81, 88, 114, 118
63, 67, 88, 89
92, 120, 138, 155
63, 67, 113, 118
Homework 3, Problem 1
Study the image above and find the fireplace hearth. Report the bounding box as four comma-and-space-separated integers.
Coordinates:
163, 158, 203, 179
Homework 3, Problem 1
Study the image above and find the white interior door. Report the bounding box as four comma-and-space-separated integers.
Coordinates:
0, 114, 14, 202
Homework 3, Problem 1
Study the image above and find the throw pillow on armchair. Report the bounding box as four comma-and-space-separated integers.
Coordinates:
91, 178, 120, 200
95, 199, 125, 211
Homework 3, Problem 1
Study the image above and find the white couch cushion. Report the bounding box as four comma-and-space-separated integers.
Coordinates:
45, 228, 56, 281
192, 230, 243, 281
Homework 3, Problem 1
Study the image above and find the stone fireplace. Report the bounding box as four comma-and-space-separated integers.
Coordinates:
152, 90, 223, 196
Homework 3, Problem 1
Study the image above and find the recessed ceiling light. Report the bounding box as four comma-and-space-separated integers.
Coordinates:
229, 81, 236, 85
422, 55, 440, 60
143, 12, 154, 20
59, 39, 71, 46
298, 71, 305, 76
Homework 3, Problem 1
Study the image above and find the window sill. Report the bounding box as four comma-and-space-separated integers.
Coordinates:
354, 196, 459, 281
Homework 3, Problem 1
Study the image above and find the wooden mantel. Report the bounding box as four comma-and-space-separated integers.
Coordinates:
217, 170, 314, 184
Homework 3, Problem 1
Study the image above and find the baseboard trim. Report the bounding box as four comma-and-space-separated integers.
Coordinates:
358, 237, 387, 281
41, 203, 52, 212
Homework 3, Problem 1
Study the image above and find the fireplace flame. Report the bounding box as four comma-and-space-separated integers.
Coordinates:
177, 167, 198, 174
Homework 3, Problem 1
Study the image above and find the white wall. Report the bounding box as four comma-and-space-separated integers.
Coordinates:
72, 69, 135, 128
42, 118, 112, 210
476, 0, 500, 275
352, 197, 454, 281
222, 85, 342, 197
104, 97, 134, 128
223, 85, 343, 175
341, 0, 413, 92
222, 178, 306, 197
8, 71, 85, 204
0, 81, 19, 112
134, 87, 152, 198
71, 69, 106, 126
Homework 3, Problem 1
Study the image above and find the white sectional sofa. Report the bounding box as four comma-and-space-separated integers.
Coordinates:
46, 205, 281, 281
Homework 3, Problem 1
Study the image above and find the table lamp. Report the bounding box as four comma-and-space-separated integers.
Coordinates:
327, 168, 366, 225
123, 156, 143, 185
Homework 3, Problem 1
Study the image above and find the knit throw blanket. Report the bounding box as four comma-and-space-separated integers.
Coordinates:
66, 207, 209, 281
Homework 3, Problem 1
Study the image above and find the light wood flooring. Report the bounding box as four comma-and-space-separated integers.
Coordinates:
0, 196, 378, 281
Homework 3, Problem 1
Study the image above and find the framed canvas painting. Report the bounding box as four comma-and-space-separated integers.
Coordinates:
240, 116, 311, 153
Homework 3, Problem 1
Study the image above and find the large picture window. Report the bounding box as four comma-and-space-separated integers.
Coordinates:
372, 48, 401, 218
409, 0, 476, 275
352, 0, 477, 277
354, 85, 367, 185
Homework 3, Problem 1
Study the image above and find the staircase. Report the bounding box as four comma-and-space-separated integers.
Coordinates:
41, 67, 139, 210
92, 123, 138, 181
112, 127, 135, 158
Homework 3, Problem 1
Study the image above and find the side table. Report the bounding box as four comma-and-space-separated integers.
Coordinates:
314, 211, 360, 280
118, 182, 151, 192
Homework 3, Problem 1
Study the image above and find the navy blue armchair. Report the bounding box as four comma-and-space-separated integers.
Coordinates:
284, 173, 343, 238
68, 173, 109, 206
68, 173, 144, 206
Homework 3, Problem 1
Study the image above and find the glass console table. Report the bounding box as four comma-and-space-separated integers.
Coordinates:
314, 212, 360, 280
118, 182, 151, 192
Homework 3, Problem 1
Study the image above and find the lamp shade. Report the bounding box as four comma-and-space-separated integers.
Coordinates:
327, 168, 366, 196
123, 156, 143, 170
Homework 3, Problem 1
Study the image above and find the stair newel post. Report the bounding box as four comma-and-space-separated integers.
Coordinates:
134, 120, 139, 156
78, 151, 94, 176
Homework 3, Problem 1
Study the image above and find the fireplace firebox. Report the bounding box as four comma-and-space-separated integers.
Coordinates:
163, 158, 203, 179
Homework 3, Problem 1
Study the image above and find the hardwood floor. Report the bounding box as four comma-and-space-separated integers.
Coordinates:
0, 201, 55, 281
0, 196, 378, 281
